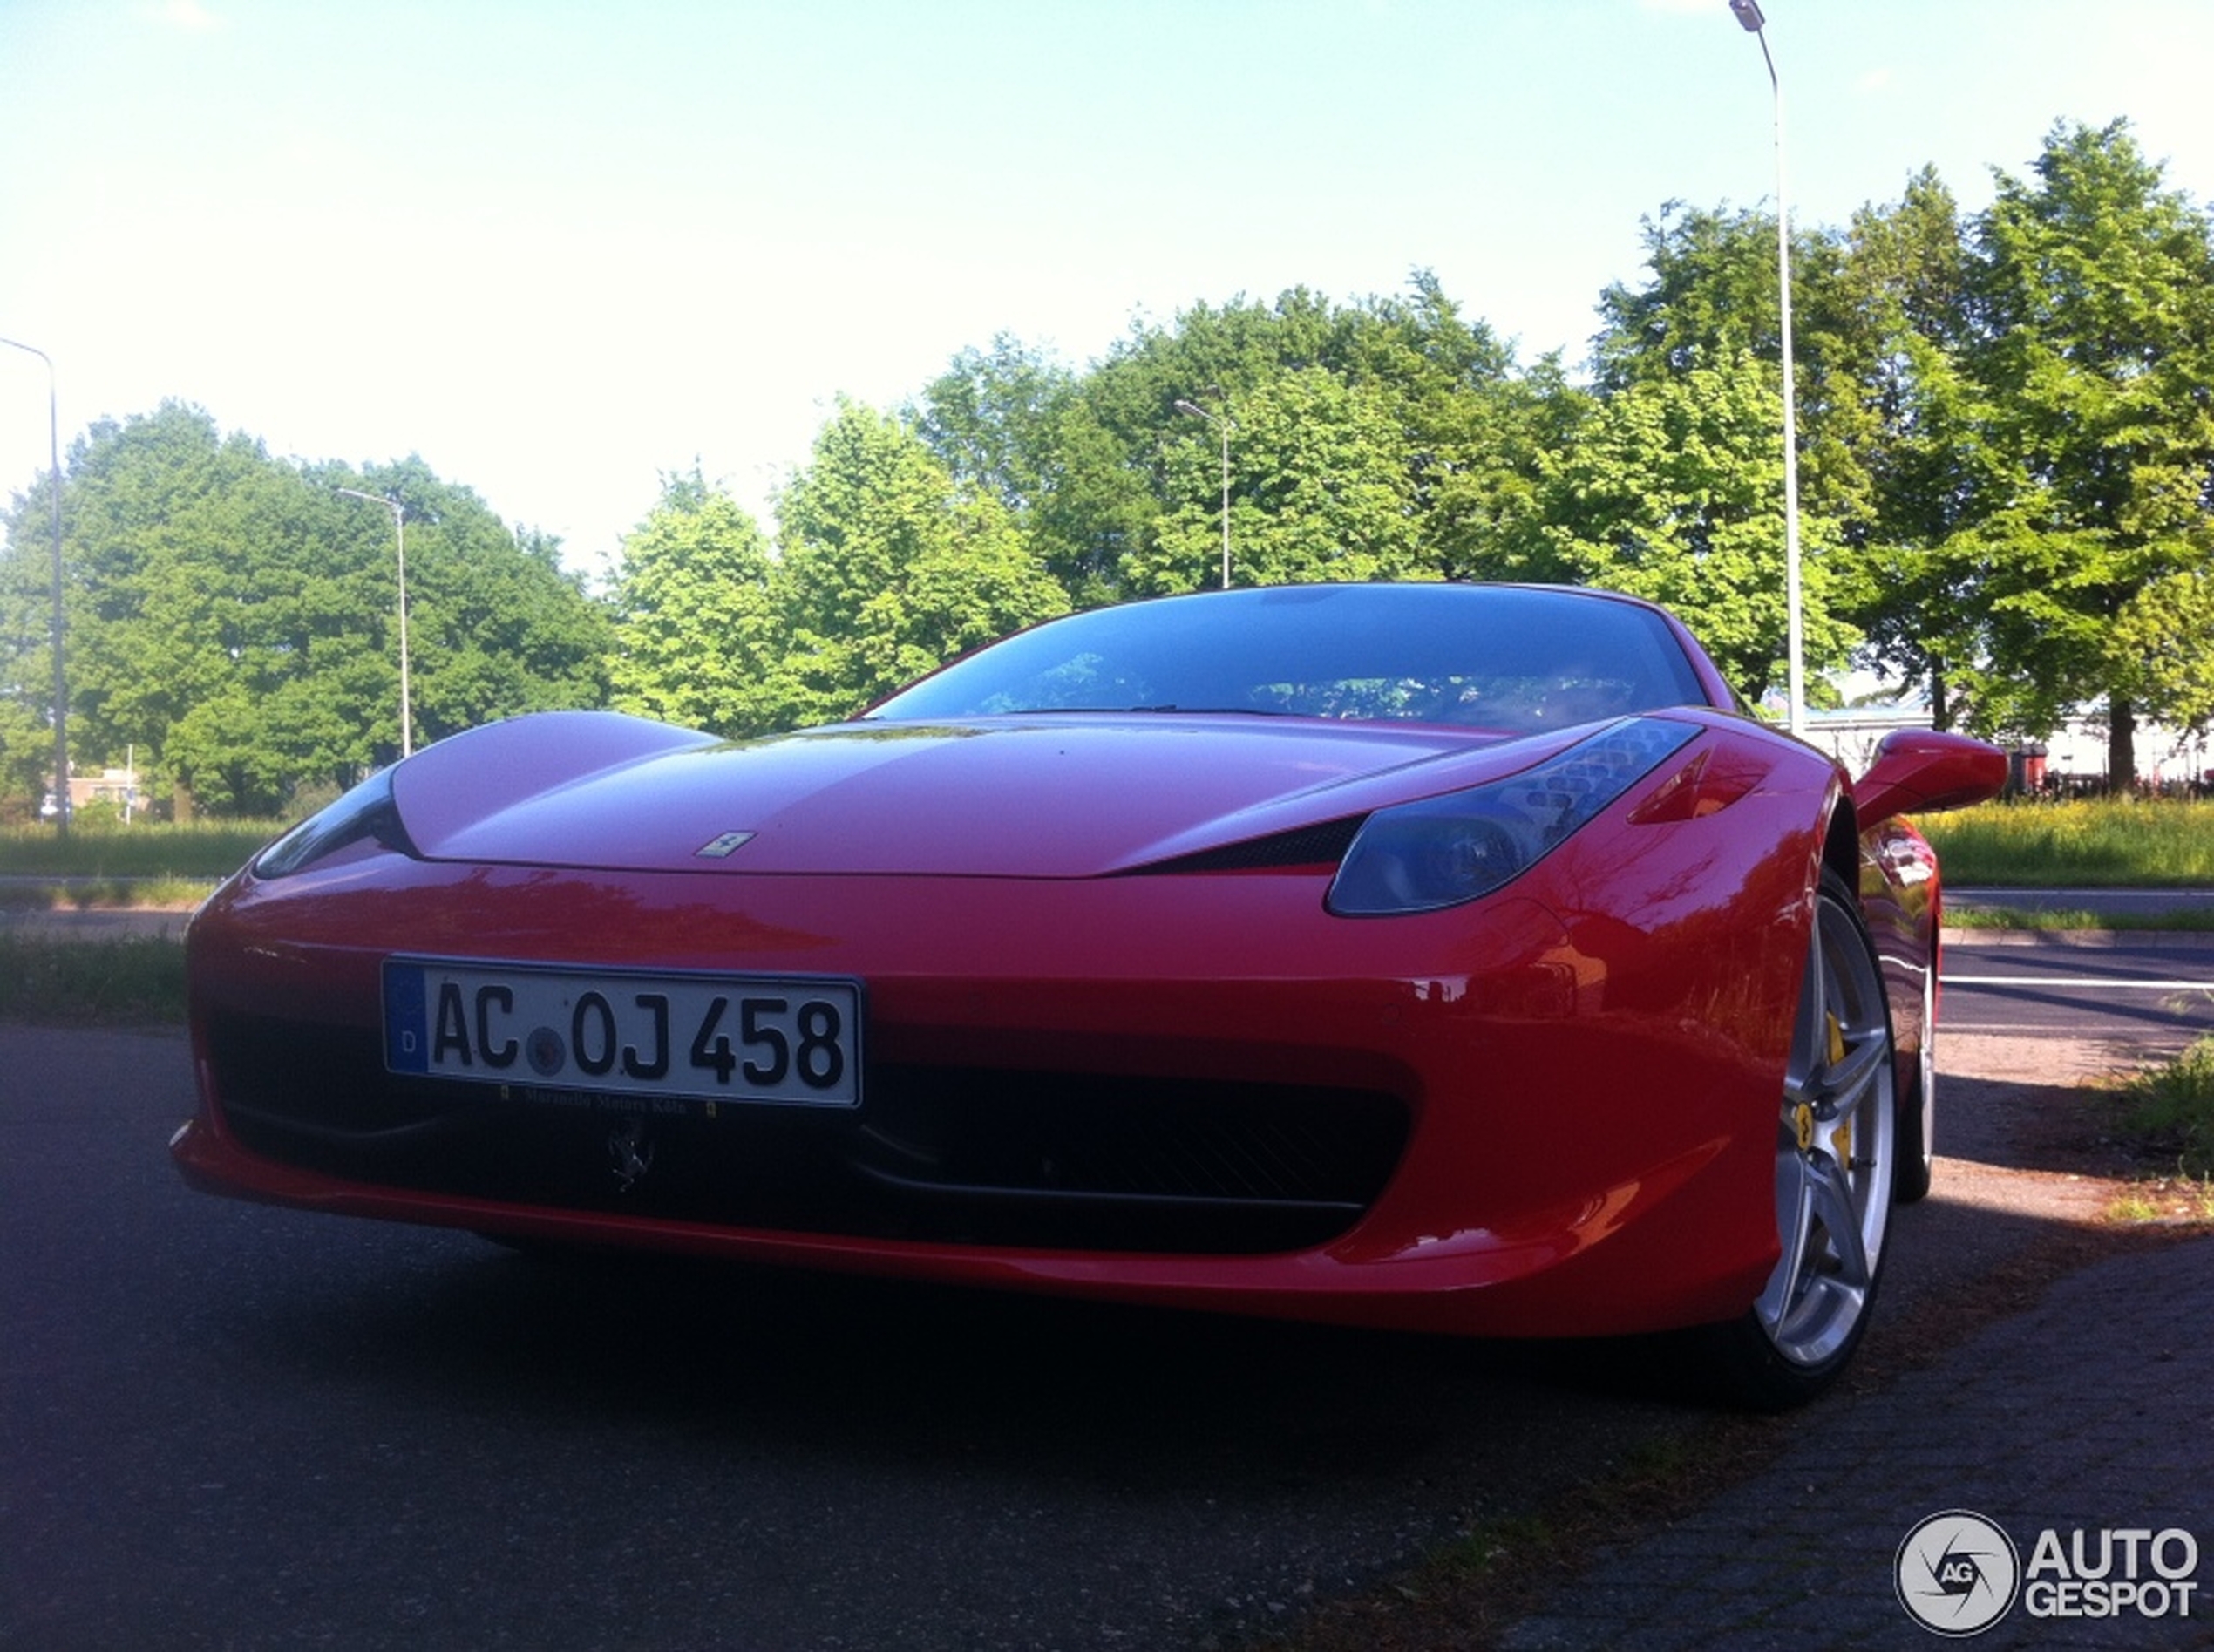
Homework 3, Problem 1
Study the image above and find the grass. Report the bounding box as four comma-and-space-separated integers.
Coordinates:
1946, 906, 2214, 933
2107, 1180, 2214, 1221
2097, 1032, 2214, 1222
8, 799, 2213, 912
0, 877, 219, 912
1915, 797, 2214, 887
1259, 1420, 1785, 1652
0, 819, 279, 880
2108, 1033, 2214, 1180
0, 820, 264, 917
0, 932, 187, 1025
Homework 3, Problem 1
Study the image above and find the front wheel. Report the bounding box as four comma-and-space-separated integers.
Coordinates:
1703, 870, 1899, 1409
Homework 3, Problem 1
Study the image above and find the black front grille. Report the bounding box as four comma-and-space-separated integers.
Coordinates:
207, 1014, 1409, 1254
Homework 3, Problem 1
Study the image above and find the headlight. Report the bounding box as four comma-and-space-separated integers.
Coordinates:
1327, 717, 1699, 915
254, 767, 415, 879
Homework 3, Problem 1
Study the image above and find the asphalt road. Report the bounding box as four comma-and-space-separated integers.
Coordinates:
1, 1025, 1746, 1652
1941, 935, 2214, 1050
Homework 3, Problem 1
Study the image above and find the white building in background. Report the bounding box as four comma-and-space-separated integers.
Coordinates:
1796, 702, 1932, 778
1788, 691, 2209, 792
66, 764, 143, 819
2038, 717, 2211, 791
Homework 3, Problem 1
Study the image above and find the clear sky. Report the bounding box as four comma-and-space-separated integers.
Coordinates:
3, 0, 2210, 582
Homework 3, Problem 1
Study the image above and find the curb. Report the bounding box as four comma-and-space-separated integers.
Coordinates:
1942, 926, 2214, 950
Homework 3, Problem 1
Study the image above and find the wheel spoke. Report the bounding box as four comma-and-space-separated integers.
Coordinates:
1785, 942, 1828, 1097
1805, 1151, 1871, 1291
1819, 1028, 1888, 1122
1760, 1152, 1817, 1330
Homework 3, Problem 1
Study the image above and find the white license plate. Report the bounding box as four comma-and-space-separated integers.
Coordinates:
382, 957, 862, 1108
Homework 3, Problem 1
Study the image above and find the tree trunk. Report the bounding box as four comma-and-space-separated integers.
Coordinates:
2107, 696, 2136, 792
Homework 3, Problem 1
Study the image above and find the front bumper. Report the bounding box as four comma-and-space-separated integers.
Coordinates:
179, 841, 1802, 1338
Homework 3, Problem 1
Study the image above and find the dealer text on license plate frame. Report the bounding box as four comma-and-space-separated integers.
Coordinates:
382, 957, 863, 1109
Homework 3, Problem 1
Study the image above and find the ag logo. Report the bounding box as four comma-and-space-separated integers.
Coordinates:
1897, 1510, 2022, 1635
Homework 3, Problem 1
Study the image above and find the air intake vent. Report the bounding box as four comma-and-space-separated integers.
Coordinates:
1134, 816, 1364, 875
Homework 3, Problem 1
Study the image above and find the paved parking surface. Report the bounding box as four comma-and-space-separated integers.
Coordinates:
7, 915, 2210, 1649
1498, 1234, 2213, 1649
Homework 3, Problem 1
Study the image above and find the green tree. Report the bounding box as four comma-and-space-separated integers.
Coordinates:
916, 335, 1143, 608
0, 466, 62, 817
44, 403, 346, 812
1332, 270, 1559, 582
606, 469, 779, 733
1504, 351, 1857, 699
1831, 169, 2006, 728
360, 460, 612, 743
0, 402, 609, 815
767, 400, 1068, 725
914, 334, 1073, 519
1593, 202, 1874, 534
2111, 569, 2214, 738
920, 276, 1557, 606
1125, 368, 1425, 594
1958, 119, 2214, 774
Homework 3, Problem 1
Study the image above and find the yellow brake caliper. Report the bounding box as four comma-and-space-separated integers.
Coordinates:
1827, 1012, 1851, 1168
1795, 1013, 1851, 1161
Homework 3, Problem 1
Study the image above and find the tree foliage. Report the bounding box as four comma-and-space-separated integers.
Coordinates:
2112, 570, 2214, 738
601, 410, 1072, 743
607, 468, 779, 734
1586, 122, 2214, 762
1503, 351, 1856, 697
1954, 119, 2214, 773
1131, 370, 1425, 595
765, 399, 1069, 726
0, 403, 608, 816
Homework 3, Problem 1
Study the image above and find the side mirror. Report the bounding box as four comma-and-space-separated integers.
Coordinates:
1852, 728, 2008, 831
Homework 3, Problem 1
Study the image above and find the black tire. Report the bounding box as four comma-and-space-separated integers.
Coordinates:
1893, 960, 1938, 1205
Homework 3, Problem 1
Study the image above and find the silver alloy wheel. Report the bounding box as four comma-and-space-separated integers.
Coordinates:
1753, 880, 1898, 1370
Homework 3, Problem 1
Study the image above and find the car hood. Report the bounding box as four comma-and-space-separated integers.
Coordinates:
390, 710, 1606, 879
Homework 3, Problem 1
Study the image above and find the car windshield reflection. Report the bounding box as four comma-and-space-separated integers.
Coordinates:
866, 583, 1712, 735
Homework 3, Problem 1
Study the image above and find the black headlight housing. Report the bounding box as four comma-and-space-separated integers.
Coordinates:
1328, 718, 1699, 916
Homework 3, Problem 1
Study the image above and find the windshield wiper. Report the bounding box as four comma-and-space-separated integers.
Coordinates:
1122, 704, 1296, 717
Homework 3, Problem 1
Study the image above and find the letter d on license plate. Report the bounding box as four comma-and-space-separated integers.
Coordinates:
383, 956, 862, 1108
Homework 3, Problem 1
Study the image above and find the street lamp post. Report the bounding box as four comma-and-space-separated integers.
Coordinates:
1, 336, 71, 836
1173, 398, 1235, 590
335, 486, 414, 758
1729, 0, 1807, 737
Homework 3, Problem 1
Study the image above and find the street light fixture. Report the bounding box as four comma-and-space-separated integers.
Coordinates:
1172, 398, 1236, 590
1729, 0, 1807, 737
1, 336, 71, 836
335, 486, 414, 758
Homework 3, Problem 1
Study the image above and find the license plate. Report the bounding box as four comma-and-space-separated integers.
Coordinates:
383, 957, 862, 1108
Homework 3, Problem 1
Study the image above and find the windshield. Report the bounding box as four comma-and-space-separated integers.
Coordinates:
867, 583, 1715, 734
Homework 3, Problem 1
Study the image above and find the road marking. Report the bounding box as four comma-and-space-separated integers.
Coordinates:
1944, 976, 2213, 989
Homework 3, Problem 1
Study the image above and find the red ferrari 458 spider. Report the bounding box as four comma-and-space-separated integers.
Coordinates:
174, 582, 2006, 1405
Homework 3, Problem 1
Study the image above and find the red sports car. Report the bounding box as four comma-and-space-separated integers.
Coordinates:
173, 582, 2005, 1406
